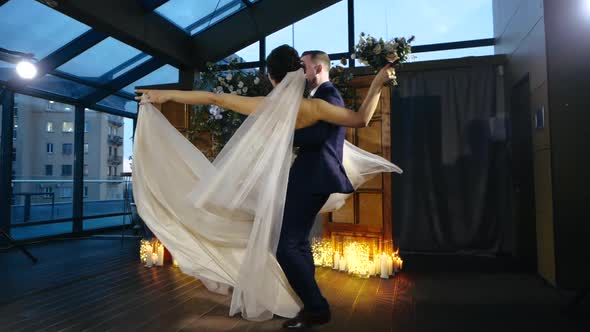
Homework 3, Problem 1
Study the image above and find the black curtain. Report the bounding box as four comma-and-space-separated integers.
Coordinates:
391, 65, 512, 253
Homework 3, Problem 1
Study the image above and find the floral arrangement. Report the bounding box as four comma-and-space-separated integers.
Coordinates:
354, 33, 415, 86
189, 60, 272, 158
329, 58, 356, 109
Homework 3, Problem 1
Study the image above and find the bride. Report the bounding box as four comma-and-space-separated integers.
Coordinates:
133, 45, 401, 322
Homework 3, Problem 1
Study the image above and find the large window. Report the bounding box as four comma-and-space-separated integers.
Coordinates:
354, 0, 493, 61
262, 0, 493, 65
82, 109, 134, 231
265, 2, 348, 57
10, 95, 75, 240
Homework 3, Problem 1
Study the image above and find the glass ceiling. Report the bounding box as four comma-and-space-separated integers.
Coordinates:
156, 0, 258, 36
0, 0, 90, 59
123, 65, 179, 94
57, 38, 150, 83
0, 0, 494, 114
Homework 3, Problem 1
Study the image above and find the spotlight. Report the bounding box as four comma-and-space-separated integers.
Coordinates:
16, 60, 37, 79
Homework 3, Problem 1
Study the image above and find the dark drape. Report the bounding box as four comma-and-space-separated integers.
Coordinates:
391, 65, 512, 253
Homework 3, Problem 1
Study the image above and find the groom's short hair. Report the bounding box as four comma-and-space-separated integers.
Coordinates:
301, 50, 331, 71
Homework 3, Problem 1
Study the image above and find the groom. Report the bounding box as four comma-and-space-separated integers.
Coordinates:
277, 50, 354, 329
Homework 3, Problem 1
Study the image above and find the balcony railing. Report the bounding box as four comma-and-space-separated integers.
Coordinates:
108, 155, 123, 165
108, 115, 124, 127
108, 134, 123, 146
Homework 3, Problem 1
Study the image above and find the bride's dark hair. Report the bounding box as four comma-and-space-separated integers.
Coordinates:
266, 44, 304, 83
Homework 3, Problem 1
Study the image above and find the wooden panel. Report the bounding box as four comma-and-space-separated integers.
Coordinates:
359, 174, 383, 190
380, 88, 393, 244
346, 127, 355, 142
357, 119, 382, 154
355, 87, 382, 117
358, 192, 383, 227
324, 75, 393, 252
331, 196, 355, 224
156, 101, 188, 130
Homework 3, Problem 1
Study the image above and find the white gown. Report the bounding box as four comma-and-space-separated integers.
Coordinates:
133, 69, 402, 321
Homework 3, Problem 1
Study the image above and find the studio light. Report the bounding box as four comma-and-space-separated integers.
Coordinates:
16, 60, 37, 79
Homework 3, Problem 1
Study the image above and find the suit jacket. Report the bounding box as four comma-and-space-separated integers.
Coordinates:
289, 81, 354, 194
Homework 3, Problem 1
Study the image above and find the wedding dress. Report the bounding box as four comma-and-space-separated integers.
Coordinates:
133, 69, 402, 321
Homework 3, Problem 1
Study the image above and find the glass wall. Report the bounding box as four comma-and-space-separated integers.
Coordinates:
10, 94, 75, 240
82, 109, 134, 231
354, 0, 493, 45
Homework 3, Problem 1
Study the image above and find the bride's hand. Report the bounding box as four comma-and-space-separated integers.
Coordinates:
135, 89, 172, 104
374, 64, 396, 86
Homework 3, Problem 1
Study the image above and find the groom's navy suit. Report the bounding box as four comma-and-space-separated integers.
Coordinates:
276, 81, 354, 313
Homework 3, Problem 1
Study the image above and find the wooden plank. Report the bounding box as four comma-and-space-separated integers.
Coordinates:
0, 260, 148, 328
358, 192, 384, 227
332, 196, 355, 224
381, 87, 393, 247
357, 119, 383, 154
88, 278, 204, 331
137, 285, 231, 332
17, 268, 192, 331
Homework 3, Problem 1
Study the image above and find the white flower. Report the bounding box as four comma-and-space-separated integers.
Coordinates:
236, 88, 242, 94
386, 53, 400, 63
215, 114, 223, 120
383, 43, 395, 54
373, 44, 382, 54
350, 53, 356, 59
218, 76, 224, 82
242, 87, 248, 93
231, 91, 238, 95
209, 105, 220, 116
225, 73, 233, 81
253, 77, 260, 85
238, 81, 244, 88
216, 86, 223, 92
228, 85, 234, 91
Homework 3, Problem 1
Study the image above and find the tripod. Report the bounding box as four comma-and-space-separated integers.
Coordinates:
1, 227, 38, 264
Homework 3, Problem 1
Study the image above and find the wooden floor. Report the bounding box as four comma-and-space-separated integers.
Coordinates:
0, 236, 408, 332
2, 235, 589, 332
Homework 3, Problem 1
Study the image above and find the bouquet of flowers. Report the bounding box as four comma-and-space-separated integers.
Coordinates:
190, 60, 272, 158
354, 33, 415, 86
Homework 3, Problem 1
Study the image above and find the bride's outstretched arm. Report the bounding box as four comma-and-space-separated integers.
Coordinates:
136, 64, 395, 128
299, 64, 396, 128
134, 89, 265, 116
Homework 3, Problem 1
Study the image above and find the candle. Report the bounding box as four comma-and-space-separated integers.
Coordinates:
399, 258, 403, 271
151, 253, 158, 266
333, 253, 340, 270
157, 244, 164, 266
395, 257, 403, 272
173, 259, 179, 267
387, 256, 394, 276
374, 258, 381, 275
380, 253, 388, 279
339, 255, 346, 271
368, 260, 374, 276
146, 245, 153, 267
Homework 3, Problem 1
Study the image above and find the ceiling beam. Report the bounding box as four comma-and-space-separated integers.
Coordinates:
138, 0, 169, 12
191, 0, 341, 67
35, 29, 109, 77
47, 0, 193, 67
81, 57, 164, 104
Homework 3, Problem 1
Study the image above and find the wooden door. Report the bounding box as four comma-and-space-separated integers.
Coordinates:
322, 76, 393, 254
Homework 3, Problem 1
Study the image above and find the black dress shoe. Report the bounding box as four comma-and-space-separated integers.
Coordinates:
282, 309, 331, 329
